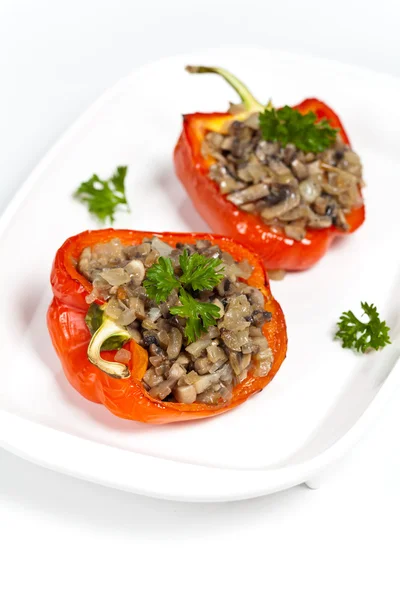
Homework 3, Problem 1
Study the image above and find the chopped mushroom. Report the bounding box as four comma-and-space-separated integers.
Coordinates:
203, 121, 363, 240
284, 219, 308, 241
78, 237, 274, 406
261, 189, 300, 220
173, 385, 197, 404
227, 183, 270, 206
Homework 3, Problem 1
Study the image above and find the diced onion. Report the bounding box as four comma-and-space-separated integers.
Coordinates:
151, 237, 174, 257
101, 268, 130, 286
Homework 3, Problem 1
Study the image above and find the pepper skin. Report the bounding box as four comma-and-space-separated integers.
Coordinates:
174, 67, 365, 271
47, 229, 287, 424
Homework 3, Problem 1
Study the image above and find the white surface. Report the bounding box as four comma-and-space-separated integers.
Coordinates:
1, 48, 399, 502
1, 0, 400, 597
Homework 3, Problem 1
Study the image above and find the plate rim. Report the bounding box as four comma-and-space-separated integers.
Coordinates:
1, 358, 397, 501
1, 47, 399, 501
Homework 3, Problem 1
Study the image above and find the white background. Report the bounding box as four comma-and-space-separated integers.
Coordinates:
0, 0, 399, 598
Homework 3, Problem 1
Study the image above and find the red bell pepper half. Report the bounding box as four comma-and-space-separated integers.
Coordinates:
174, 66, 365, 271
47, 229, 287, 424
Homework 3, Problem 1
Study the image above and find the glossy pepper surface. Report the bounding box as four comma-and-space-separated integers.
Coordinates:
174, 66, 365, 271
47, 229, 287, 424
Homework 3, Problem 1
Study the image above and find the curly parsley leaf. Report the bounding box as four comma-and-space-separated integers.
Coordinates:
179, 250, 224, 291
143, 256, 180, 303
74, 166, 129, 224
335, 302, 391, 353
143, 251, 225, 341
259, 106, 338, 153
170, 289, 222, 344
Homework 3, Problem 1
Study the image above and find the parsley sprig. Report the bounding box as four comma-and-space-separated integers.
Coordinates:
143, 250, 224, 343
170, 289, 221, 343
185, 65, 338, 153
259, 106, 338, 153
142, 256, 179, 304
178, 251, 224, 291
74, 166, 129, 224
335, 302, 391, 353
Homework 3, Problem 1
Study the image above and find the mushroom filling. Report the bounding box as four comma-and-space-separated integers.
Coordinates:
78, 237, 273, 406
203, 117, 364, 241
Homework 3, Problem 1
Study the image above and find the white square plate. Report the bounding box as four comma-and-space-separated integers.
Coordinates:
0, 48, 399, 501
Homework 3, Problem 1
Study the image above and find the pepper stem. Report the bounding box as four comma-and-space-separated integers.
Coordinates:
186, 65, 264, 113
87, 317, 131, 379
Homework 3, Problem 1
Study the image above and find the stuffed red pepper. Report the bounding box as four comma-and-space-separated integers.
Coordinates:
48, 229, 287, 424
174, 66, 365, 272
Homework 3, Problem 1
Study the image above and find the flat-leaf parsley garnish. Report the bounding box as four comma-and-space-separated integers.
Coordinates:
259, 106, 338, 153
335, 302, 391, 353
74, 165, 129, 224
170, 288, 221, 344
178, 250, 225, 291
141, 256, 181, 303
143, 249, 225, 343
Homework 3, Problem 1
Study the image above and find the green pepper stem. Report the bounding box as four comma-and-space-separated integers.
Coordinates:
87, 317, 131, 379
185, 65, 264, 113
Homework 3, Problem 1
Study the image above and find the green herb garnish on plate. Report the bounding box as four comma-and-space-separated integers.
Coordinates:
335, 302, 391, 353
74, 165, 129, 224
